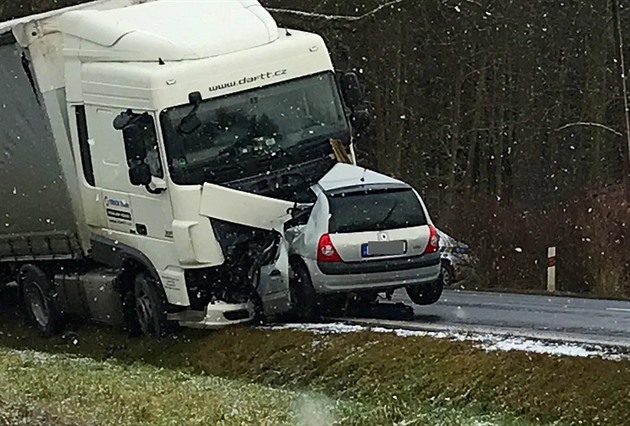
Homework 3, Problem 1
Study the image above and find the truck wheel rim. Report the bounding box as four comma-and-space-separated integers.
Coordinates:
25, 282, 49, 328
135, 290, 154, 335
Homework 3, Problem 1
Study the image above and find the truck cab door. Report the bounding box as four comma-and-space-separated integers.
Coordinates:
85, 106, 174, 244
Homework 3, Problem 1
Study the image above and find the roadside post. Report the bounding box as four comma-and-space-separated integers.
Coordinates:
547, 247, 557, 293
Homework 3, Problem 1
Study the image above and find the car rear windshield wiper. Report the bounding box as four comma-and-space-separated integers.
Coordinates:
373, 200, 398, 230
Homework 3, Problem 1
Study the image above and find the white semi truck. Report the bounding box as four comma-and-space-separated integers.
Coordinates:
0, 0, 369, 337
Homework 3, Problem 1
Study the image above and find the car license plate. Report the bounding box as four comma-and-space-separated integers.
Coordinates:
362, 241, 406, 257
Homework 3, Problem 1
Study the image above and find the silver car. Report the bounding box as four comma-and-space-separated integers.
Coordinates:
285, 164, 443, 319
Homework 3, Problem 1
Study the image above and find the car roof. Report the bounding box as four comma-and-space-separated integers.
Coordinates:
314, 163, 405, 193
325, 182, 411, 197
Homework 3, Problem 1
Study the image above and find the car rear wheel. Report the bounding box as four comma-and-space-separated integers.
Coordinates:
19, 265, 64, 337
289, 259, 319, 321
406, 276, 444, 305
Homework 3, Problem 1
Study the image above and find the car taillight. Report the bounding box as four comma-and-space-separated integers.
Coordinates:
317, 234, 342, 262
424, 225, 439, 254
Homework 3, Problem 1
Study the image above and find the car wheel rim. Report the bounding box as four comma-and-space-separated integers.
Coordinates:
25, 282, 49, 329
442, 267, 452, 286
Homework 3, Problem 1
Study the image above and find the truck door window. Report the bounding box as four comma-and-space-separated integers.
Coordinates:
119, 112, 164, 179
74, 105, 95, 186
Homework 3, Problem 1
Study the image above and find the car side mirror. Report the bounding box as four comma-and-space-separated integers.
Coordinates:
129, 163, 152, 186
339, 71, 364, 111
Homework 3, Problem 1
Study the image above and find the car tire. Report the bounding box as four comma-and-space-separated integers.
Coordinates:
322, 293, 350, 316
406, 275, 444, 306
289, 259, 319, 321
250, 269, 266, 325
19, 265, 64, 338
133, 271, 173, 338
441, 262, 455, 287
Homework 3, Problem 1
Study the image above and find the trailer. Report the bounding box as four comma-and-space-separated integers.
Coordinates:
0, 0, 368, 337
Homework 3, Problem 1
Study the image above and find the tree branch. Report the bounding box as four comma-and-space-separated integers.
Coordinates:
267, 0, 404, 22
555, 122, 623, 137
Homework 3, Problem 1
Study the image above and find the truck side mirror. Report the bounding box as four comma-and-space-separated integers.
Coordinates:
178, 114, 202, 135
350, 109, 371, 132
113, 110, 135, 130
129, 163, 152, 186
339, 72, 364, 111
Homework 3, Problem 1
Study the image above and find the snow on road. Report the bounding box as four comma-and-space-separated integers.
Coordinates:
267, 322, 630, 361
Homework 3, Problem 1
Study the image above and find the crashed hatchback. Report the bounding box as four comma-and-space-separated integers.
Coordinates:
284, 164, 443, 319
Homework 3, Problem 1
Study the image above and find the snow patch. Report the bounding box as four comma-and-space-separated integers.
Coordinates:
265, 323, 630, 361
5, 349, 95, 364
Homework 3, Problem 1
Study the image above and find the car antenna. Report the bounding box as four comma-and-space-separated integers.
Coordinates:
158, 57, 165, 65
360, 167, 367, 182
285, 28, 292, 37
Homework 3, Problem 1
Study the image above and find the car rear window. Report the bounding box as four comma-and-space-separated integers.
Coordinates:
328, 187, 427, 233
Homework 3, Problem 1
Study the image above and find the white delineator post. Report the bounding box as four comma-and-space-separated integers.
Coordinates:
547, 247, 557, 293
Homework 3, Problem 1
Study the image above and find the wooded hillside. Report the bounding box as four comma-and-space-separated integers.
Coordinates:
3, 0, 630, 296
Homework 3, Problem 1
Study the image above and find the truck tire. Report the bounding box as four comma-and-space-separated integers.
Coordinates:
0, 264, 11, 290
289, 259, 319, 321
406, 276, 444, 306
19, 265, 64, 337
133, 271, 173, 338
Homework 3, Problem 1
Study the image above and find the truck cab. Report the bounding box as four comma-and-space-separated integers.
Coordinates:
2, 0, 367, 336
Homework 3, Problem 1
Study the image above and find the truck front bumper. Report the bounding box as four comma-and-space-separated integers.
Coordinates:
168, 301, 254, 329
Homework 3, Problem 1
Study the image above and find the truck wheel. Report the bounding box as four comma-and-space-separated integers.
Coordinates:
19, 265, 64, 337
134, 272, 172, 338
406, 276, 444, 306
289, 259, 319, 321
0, 264, 11, 292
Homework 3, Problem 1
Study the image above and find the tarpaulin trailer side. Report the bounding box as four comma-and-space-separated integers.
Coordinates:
0, 33, 82, 262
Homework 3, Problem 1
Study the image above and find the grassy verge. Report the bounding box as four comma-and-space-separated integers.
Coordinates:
0, 348, 534, 426
0, 290, 628, 425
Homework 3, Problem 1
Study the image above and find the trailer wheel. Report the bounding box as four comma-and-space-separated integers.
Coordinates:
288, 259, 319, 321
19, 265, 63, 337
133, 272, 172, 338
0, 264, 11, 292
406, 275, 444, 306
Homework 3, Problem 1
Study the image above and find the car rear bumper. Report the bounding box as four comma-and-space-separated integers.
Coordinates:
304, 254, 441, 294
318, 252, 440, 275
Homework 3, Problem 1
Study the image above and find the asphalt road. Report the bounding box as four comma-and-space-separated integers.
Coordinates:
384, 289, 630, 341
5, 280, 630, 345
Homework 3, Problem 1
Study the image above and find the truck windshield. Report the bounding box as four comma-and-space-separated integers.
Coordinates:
160, 72, 348, 185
